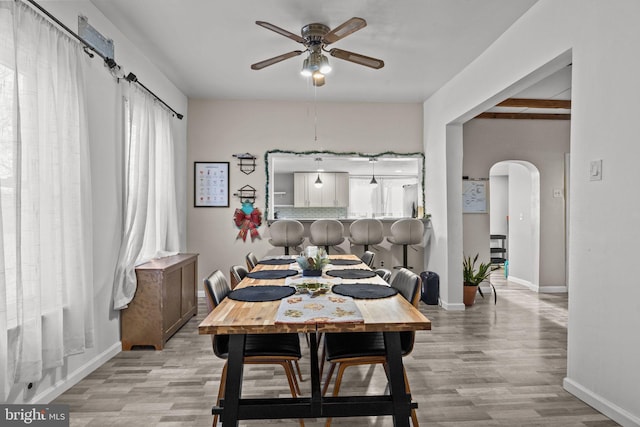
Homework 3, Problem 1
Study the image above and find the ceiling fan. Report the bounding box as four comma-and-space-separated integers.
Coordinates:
251, 17, 384, 87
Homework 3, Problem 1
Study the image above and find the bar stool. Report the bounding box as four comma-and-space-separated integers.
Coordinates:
268, 220, 305, 255
309, 219, 344, 254
348, 218, 384, 253
386, 218, 424, 269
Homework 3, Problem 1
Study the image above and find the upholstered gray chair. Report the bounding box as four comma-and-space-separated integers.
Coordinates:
268, 220, 305, 255
229, 265, 248, 289
360, 250, 375, 268
375, 268, 392, 283
309, 219, 345, 254
386, 218, 424, 269
203, 270, 304, 427
245, 252, 259, 271
348, 218, 384, 252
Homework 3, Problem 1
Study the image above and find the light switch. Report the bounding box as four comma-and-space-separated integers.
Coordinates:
590, 160, 602, 181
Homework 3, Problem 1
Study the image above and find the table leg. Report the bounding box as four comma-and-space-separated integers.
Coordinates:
383, 332, 411, 427
222, 334, 246, 427
309, 332, 322, 414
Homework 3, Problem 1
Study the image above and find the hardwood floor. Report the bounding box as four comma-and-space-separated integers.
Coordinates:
54, 271, 618, 426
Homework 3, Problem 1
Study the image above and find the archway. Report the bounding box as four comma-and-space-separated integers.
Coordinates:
489, 160, 540, 290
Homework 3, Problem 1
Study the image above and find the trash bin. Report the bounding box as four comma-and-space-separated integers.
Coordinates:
419, 271, 439, 305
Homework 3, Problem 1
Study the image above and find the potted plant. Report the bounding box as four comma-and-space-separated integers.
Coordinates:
463, 254, 497, 306
296, 247, 330, 277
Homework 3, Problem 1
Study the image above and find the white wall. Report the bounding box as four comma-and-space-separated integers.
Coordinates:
462, 119, 569, 289
508, 163, 535, 284
424, 0, 640, 425
489, 173, 508, 236
187, 100, 423, 286
9, 1, 188, 404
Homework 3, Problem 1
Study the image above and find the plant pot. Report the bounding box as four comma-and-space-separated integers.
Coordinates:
302, 269, 322, 277
463, 284, 478, 307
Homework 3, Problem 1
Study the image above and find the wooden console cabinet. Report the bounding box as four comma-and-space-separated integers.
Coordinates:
121, 253, 198, 350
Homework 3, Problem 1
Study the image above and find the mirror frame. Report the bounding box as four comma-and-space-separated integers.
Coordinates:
264, 149, 425, 219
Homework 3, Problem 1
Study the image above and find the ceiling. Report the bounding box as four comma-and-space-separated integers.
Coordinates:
88, 0, 554, 104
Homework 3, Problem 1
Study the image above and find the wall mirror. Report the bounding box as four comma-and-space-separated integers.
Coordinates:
265, 150, 425, 220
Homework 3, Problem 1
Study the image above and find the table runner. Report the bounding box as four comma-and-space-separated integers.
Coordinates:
275, 293, 363, 324
228, 285, 296, 302
246, 269, 299, 280
332, 283, 398, 299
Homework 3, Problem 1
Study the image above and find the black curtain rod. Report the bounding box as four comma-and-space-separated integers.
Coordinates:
25, 0, 184, 120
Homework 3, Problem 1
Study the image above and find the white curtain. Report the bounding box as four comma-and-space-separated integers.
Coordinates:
0, 1, 94, 399
112, 85, 180, 310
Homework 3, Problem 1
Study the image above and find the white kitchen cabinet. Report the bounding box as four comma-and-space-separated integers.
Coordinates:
294, 172, 349, 207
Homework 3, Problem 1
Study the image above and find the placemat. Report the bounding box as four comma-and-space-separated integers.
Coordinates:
332, 283, 398, 299
325, 269, 377, 279
275, 293, 364, 324
228, 285, 296, 302
246, 269, 299, 280
258, 258, 297, 265
329, 259, 363, 266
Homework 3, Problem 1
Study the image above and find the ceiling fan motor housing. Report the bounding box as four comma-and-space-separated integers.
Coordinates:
301, 23, 330, 46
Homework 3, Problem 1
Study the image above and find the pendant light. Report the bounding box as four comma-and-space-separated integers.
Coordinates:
369, 158, 378, 187
314, 157, 323, 188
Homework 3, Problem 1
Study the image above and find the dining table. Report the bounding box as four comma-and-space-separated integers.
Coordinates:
198, 254, 431, 427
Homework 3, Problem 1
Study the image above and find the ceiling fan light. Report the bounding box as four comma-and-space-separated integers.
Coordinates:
312, 71, 325, 86
319, 55, 332, 74
300, 58, 312, 76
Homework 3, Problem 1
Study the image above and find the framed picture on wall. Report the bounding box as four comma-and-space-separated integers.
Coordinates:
194, 162, 229, 207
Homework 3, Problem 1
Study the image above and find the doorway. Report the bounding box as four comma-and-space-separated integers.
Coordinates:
490, 160, 541, 289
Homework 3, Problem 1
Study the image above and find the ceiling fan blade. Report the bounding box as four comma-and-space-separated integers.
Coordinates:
256, 21, 306, 44
329, 48, 384, 69
323, 17, 367, 44
251, 50, 304, 70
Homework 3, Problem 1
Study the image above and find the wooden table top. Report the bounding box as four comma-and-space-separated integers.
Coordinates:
198, 254, 431, 335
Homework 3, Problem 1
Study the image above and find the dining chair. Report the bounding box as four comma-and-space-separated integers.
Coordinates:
375, 268, 392, 283
245, 252, 259, 271
203, 270, 304, 427
360, 250, 375, 268
229, 264, 248, 289
321, 268, 422, 427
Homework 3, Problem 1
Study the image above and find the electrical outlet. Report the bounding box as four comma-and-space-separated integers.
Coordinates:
553, 188, 563, 198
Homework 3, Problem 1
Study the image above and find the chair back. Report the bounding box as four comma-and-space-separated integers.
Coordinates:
230, 265, 248, 289
375, 268, 392, 283
268, 220, 305, 248
390, 268, 421, 356
245, 252, 259, 270
309, 219, 345, 247
388, 218, 424, 246
203, 270, 232, 358
349, 218, 384, 246
360, 251, 375, 268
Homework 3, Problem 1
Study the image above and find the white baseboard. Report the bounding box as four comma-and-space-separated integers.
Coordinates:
33, 342, 122, 404
508, 275, 536, 290
440, 300, 466, 311
564, 377, 640, 427
508, 276, 567, 293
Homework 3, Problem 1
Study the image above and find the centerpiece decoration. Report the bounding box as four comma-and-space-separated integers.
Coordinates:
296, 246, 330, 277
